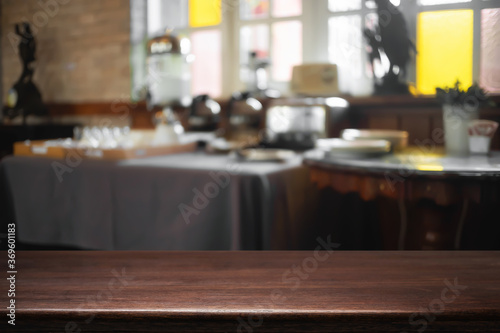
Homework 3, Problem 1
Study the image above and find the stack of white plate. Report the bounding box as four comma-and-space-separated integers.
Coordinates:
340, 129, 409, 150
316, 138, 391, 158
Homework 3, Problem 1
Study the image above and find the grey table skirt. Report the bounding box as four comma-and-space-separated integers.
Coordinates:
1, 152, 318, 250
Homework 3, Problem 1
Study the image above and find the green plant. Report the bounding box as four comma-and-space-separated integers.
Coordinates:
436, 80, 494, 108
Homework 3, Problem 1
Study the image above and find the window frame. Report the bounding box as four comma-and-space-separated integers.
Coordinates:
132, 0, 500, 100
415, 0, 497, 90
316, 0, 499, 95
232, 0, 306, 94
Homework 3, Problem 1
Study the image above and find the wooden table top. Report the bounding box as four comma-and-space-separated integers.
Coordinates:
2, 251, 500, 332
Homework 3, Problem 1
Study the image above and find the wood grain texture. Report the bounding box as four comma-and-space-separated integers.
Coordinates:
308, 165, 492, 205
1, 251, 499, 332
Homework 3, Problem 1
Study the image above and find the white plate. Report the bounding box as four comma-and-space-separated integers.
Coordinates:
236, 148, 296, 162
341, 129, 408, 149
206, 138, 245, 153
317, 138, 391, 157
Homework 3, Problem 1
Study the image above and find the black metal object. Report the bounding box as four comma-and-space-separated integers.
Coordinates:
188, 94, 220, 132
363, 0, 416, 95
2, 22, 48, 124
226, 91, 263, 129
263, 132, 319, 151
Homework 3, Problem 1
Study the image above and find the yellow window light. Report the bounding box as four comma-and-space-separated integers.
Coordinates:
416, 164, 444, 172
416, 10, 473, 95
189, 0, 222, 28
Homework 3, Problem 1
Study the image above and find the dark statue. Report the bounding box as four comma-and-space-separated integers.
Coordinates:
3, 22, 47, 124
363, 0, 416, 95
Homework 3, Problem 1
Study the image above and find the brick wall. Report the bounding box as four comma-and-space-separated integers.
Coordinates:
1, 0, 131, 103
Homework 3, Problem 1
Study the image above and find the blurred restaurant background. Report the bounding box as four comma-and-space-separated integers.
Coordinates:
0, 0, 499, 251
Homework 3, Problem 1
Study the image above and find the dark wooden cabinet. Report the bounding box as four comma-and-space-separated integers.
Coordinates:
305, 160, 500, 250
344, 95, 500, 150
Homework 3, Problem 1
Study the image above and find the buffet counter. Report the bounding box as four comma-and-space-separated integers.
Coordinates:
304, 149, 500, 250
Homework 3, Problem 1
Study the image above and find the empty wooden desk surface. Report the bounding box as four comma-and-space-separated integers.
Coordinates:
1, 251, 499, 332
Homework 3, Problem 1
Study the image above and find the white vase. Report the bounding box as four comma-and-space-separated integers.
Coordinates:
443, 104, 479, 156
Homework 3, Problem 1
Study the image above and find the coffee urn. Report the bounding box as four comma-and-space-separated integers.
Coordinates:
146, 30, 192, 108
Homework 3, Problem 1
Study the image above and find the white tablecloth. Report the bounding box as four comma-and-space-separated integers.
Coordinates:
2, 152, 317, 250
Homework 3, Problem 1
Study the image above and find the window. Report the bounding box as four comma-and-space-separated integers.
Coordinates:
320, 0, 500, 95
480, 7, 500, 94
417, 0, 500, 94
131, 0, 223, 100
237, 0, 303, 92
131, 0, 305, 100
130, 0, 500, 100
417, 9, 473, 94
